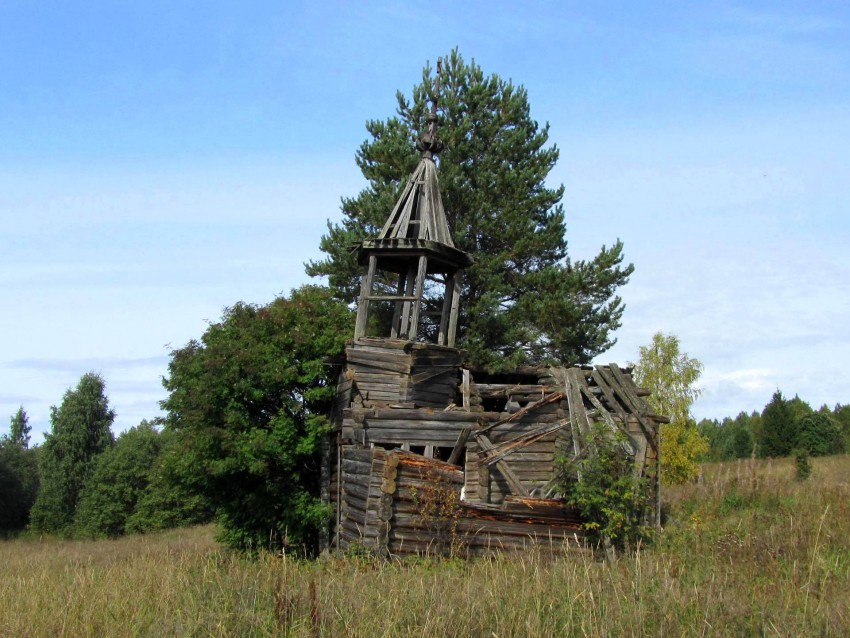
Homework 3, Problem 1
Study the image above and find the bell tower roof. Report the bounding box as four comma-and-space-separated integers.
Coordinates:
359, 59, 472, 270
353, 59, 470, 346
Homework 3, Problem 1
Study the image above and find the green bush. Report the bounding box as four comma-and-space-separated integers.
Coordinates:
161, 285, 353, 554
797, 413, 842, 457
0, 443, 39, 533
556, 423, 654, 552
794, 449, 812, 481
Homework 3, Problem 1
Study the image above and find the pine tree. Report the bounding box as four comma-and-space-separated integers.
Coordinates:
29, 372, 115, 534
8, 406, 30, 448
759, 390, 796, 458
307, 49, 633, 369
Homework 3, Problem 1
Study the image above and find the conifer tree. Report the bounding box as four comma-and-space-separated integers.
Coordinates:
29, 372, 115, 534
307, 49, 633, 369
759, 390, 797, 458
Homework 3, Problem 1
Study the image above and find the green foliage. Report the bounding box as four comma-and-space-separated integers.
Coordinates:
1, 407, 40, 532
793, 448, 812, 481
8, 406, 31, 448
556, 424, 653, 550
307, 49, 633, 369
832, 403, 850, 453
698, 412, 757, 461
759, 391, 798, 458
631, 332, 708, 484
161, 285, 353, 554
125, 428, 212, 534
731, 420, 755, 458
29, 372, 115, 535
702, 397, 850, 462
74, 421, 194, 538
0, 442, 39, 533
796, 413, 843, 457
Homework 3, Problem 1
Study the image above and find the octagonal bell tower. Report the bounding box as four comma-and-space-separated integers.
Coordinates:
353, 61, 472, 347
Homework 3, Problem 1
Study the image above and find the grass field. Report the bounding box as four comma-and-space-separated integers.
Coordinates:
1, 455, 848, 637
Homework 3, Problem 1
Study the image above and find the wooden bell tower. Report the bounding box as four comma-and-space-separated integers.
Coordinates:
353, 61, 472, 347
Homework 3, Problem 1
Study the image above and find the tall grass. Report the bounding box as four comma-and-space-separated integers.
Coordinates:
1, 455, 848, 636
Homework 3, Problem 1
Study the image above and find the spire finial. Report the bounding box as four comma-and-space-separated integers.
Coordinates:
417, 58, 444, 159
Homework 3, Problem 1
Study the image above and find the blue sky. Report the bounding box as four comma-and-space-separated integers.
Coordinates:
2, 1, 848, 439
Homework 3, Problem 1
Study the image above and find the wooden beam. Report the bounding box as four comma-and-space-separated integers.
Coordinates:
389, 268, 407, 338
447, 271, 462, 348
437, 272, 454, 346
605, 363, 658, 455
405, 255, 428, 340
353, 255, 377, 339
478, 418, 571, 467
461, 368, 471, 411
397, 268, 417, 338
474, 433, 530, 497
446, 427, 472, 466
477, 391, 564, 435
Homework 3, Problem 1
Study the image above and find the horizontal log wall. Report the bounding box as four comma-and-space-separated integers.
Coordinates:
328, 351, 663, 554
382, 451, 587, 557
342, 338, 463, 409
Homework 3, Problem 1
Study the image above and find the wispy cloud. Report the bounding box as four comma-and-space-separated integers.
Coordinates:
722, 6, 847, 36
6, 356, 168, 373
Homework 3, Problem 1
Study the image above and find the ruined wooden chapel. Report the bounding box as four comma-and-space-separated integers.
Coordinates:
322, 68, 665, 557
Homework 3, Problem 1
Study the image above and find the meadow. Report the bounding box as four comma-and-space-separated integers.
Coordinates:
1, 455, 848, 637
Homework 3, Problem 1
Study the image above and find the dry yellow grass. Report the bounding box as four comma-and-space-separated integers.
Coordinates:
2, 455, 849, 637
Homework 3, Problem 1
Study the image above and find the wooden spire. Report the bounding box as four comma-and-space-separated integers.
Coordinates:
354, 59, 472, 346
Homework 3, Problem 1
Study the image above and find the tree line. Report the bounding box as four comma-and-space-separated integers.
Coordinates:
0, 374, 210, 538
698, 392, 849, 462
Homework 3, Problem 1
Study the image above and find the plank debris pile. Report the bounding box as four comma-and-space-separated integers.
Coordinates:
324, 350, 665, 556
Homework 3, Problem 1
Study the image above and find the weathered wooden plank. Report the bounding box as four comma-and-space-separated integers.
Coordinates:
365, 433, 461, 447
474, 384, 549, 394
369, 408, 498, 421
590, 367, 631, 425
446, 426, 471, 466
488, 452, 554, 463
353, 255, 377, 339
341, 458, 372, 475
341, 497, 368, 518
478, 418, 570, 467
605, 363, 658, 455
350, 338, 412, 352
474, 434, 530, 497
355, 382, 404, 392
341, 446, 374, 463
363, 418, 471, 430
363, 392, 406, 402
350, 371, 407, 382
346, 353, 411, 374
446, 270, 462, 348
478, 392, 565, 435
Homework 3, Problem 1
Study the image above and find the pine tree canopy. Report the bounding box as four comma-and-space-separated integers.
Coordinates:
307, 49, 634, 369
